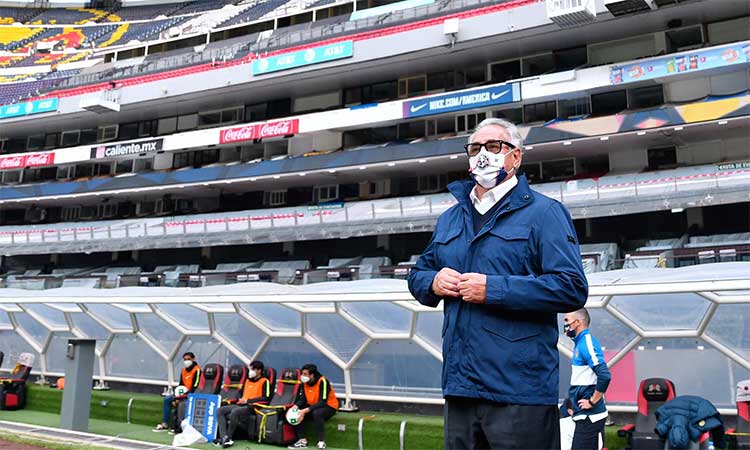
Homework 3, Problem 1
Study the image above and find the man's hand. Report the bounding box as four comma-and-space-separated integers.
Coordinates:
298, 408, 308, 421
237, 399, 247, 405
577, 398, 593, 410
458, 273, 487, 303
432, 268, 461, 298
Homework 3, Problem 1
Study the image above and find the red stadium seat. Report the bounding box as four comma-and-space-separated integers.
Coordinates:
618, 378, 677, 449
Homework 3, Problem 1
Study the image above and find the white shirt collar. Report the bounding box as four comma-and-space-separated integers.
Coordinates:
470, 175, 518, 215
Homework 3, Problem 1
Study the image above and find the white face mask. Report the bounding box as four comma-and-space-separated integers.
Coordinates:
469, 148, 515, 189
248, 369, 257, 379
300, 375, 311, 383
183, 360, 192, 369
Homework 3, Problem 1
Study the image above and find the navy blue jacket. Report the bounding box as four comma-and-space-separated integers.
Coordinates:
655, 396, 726, 449
408, 176, 588, 405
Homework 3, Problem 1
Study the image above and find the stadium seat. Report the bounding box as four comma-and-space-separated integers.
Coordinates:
0, 352, 34, 411
220, 364, 248, 405
619, 378, 677, 450
175, 363, 225, 430
264, 367, 277, 393
253, 367, 301, 445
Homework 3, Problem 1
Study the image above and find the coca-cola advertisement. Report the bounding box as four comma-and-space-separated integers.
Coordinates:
0, 152, 55, 171
219, 119, 299, 144
220, 126, 257, 144
24, 153, 55, 167
0, 156, 25, 170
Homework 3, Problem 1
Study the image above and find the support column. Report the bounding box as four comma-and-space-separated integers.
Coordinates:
60, 339, 96, 432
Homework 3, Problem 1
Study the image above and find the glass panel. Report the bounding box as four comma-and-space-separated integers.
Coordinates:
556, 309, 636, 354
14, 312, 50, 346
70, 313, 110, 350
306, 314, 368, 363
340, 302, 411, 333
46, 333, 76, 373
257, 338, 344, 384
214, 313, 266, 358
704, 304, 750, 355
240, 304, 301, 332
415, 312, 443, 350
0, 330, 40, 371
350, 340, 441, 398
173, 336, 242, 380
86, 304, 133, 330
136, 314, 181, 354
609, 293, 710, 331
24, 305, 68, 329
629, 338, 748, 408
106, 335, 167, 380
156, 305, 209, 332
0, 311, 11, 328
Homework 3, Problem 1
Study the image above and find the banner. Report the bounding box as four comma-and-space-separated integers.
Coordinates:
219, 119, 299, 144
718, 161, 750, 171
90, 138, 163, 159
610, 42, 750, 85
402, 83, 521, 118
184, 393, 221, 442
0, 98, 58, 120
0, 152, 55, 171
252, 41, 353, 75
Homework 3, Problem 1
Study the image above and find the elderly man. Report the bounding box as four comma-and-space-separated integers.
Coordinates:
408, 118, 588, 449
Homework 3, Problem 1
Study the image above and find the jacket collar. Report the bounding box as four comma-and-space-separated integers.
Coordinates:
574, 328, 591, 344
448, 174, 534, 216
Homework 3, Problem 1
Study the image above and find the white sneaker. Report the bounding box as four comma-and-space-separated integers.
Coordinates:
288, 439, 308, 449
317, 441, 327, 449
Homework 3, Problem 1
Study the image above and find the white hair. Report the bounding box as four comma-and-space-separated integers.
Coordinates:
468, 117, 523, 149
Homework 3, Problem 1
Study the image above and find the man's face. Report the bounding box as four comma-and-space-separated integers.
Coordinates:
469, 125, 521, 184
563, 314, 579, 333
301, 369, 313, 380
183, 356, 193, 364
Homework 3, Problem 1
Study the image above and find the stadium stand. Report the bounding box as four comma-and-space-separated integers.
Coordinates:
217, 0, 294, 28
0, 7, 42, 24
26, 8, 108, 25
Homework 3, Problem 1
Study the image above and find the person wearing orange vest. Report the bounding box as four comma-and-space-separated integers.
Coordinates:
288, 364, 339, 450
153, 352, 201, 432
214, 360, 272, 448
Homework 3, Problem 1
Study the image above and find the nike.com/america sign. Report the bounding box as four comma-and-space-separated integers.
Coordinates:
402, 83, 521, 118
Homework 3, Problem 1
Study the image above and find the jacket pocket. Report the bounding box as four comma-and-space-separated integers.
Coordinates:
480, 225, 532, 273
433, 226, 462, 244
487, 225, 531, 241
433, 226, 464, 269
482, 314, 541, 342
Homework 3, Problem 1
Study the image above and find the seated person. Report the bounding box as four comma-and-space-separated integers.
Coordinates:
154, 352, 201, 432
288, 364, 339, 450
214, 360, 271, 448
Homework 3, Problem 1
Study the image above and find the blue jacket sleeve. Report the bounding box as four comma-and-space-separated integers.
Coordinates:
484, 201, 588, 313
407, 229, 441, 308
582, 334, 612, 393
